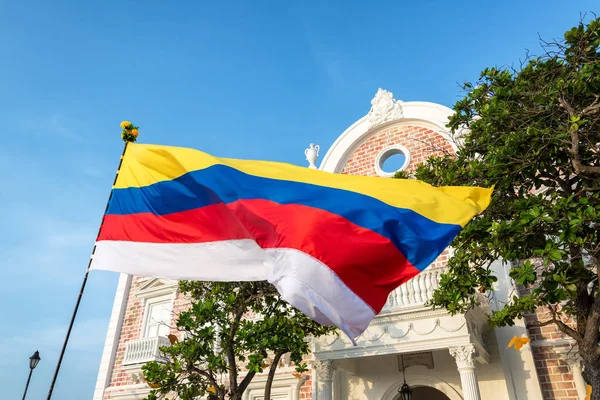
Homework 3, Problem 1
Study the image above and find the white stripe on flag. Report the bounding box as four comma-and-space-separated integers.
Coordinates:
267, 248, 374, 341
91, 239, 270, 281
91, 240, 374, 340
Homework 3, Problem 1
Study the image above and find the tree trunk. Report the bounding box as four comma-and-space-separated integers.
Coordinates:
583, 360, 600, 400
264, 352, 285, 400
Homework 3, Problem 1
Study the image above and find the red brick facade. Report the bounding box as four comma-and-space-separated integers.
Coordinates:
107, 277, 145, 391
341, 124, 454, 176
524, 304, 581, 399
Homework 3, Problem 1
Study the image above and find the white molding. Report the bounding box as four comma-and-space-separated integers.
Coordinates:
464, 308, 491, 364
120, 363, 145, 385
530, 338, 575, 347
242, 373, 304, 400
134, 278, 179, 303
380, 374, 463, 400
319, 100, 457, 173
374, 144, 411, 177
375, 307, 450, 324
93, 273, 133, 400
319, 115, 369, 172
314, 314, 474, 360
104, 384, 152, 400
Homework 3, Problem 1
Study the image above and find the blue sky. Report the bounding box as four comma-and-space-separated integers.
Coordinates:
0, 1, 596, 398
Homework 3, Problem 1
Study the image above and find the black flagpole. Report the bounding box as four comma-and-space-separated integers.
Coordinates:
46, 142, 129, 400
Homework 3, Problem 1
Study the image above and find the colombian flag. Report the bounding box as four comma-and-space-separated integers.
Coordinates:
91, 143, 492, 339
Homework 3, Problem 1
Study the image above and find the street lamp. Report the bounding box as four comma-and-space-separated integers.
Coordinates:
22, 350, 41, 400
398, 354, 412, 400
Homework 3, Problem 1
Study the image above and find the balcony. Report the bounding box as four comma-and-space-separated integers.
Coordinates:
122, 336, 171, 366
382, 266, 447, 311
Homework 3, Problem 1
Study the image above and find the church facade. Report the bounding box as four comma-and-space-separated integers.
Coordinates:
92, 89, 587, 400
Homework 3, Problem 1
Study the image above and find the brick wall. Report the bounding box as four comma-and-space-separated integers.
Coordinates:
299, 372, 312, 399
104, 277, 187, 399
519, 270, 581, 399
531, 343, 579, 399
106, 277, 145, 392
525, 307, 580, 399
341, 124, 454, 176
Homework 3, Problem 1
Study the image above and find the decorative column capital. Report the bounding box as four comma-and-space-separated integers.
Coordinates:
450, 345, 482, 400
449, 345, 477, 370
314, 359, 336, 382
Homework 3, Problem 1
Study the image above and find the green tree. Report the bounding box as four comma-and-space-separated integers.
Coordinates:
399, 17, 600, 397
142, 281, 335, 400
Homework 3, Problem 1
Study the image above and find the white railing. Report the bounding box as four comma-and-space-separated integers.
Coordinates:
123, 336, 171, 366
383, 266, 448, 310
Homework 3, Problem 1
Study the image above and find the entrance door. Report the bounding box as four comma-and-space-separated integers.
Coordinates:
396, 386, 450, 400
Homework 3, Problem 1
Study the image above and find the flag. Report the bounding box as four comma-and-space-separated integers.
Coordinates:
91, 143, 492, 339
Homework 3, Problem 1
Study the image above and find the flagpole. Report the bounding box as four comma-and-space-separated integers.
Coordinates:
46, 140, 130, 400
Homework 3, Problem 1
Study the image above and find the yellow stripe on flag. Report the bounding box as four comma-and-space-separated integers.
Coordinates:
115, 143, 492, 227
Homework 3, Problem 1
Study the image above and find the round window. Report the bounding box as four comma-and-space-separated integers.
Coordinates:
375, 145, 411, 177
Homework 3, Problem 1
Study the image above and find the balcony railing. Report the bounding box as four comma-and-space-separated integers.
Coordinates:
383, 266, 448, 310
123, 336, 171, 366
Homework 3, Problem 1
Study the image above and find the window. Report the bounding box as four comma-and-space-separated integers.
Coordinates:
134, 278, 178, 339
143, 299, 172, 338
375, 145, 411, 177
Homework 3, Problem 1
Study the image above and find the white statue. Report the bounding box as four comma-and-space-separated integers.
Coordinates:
305, 143, 320, 169
367, 88, 404, 127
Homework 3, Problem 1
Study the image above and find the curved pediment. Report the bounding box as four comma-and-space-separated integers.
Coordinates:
319, 89, 457, 175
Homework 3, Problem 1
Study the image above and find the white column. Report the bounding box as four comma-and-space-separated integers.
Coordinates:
92, 273, 132, 400
314, 360, 336, 400
450, 345, 482, 400
570, 361, 587, 400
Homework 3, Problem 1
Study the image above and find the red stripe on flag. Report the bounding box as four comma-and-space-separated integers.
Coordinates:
98, 199, 420, 312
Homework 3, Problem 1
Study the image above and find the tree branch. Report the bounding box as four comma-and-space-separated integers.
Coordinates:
576, 186, 600, 197
264, 351, 286, 400
237, 350, 267, 394
191, 366, 221, 397
548, 305, 583, 342
227, 306, 247, 396
560, 97, 600, 178
582, 95, 600, 115
529, 319, 560, 328
237, 370, 258, 395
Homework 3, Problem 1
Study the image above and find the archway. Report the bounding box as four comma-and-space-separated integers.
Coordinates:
318, 90, 458, 174
394, 386, 451, 400
380, 375, 463, 400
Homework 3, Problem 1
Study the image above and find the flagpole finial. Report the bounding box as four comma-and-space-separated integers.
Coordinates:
120, 121, 139, 143
305, 143, 320, 169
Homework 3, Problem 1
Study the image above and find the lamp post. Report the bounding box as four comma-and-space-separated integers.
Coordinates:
22, 351, 41, 400
398, 354, 412, 400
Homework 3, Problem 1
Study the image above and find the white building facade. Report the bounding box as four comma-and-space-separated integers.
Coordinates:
93, 89, 586, 400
